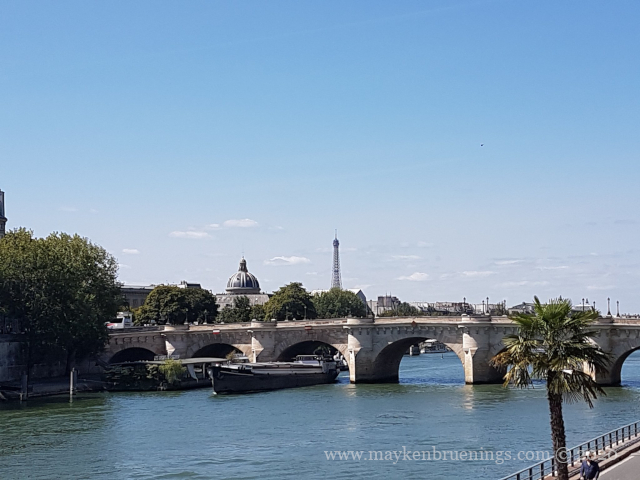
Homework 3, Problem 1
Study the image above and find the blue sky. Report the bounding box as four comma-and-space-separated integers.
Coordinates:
2, 1, 639, 311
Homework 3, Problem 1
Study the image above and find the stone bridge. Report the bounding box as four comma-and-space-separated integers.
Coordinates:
102, 315, 640, 385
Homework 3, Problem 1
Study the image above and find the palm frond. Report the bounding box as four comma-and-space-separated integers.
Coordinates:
493, 296, 610, 408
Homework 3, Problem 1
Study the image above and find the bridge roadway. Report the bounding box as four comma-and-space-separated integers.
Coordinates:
102, 315, 640, 385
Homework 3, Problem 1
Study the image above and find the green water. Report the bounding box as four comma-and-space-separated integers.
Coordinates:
2, 353, 640, 479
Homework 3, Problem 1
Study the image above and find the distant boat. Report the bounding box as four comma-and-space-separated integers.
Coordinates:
209, 355, 339, 394
420, 340, 450, 354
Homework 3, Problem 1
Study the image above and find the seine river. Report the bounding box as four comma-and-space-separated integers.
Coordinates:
2, 353, 640, 479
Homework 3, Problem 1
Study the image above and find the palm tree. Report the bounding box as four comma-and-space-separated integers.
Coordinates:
491, 297, 609, 480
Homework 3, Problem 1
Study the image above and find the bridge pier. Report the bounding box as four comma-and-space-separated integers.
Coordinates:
461, 328, 504, 384
250, 321, 279, 362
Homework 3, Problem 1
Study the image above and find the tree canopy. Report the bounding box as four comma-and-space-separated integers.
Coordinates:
135, 286, 218, 325
218, 296, 256, 323
263, 282, 317, 321
377, 302, 423, 317
312, 288, 367, 318
0, 228, 122, 372
491, 296, 609, 480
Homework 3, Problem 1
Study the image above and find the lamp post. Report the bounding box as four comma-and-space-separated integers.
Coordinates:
304, 305, 307, 320
582, 298, 585, 311
607, 298, 611, 316
486, 297, 489, 315
482, 300, 486, 314
617, 300, 620, 317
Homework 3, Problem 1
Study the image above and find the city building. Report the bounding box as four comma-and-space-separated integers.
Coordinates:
410, 302, 473, 315
215, 257, 270, 310
367, 295, 401, 316
508, 302, 536, 315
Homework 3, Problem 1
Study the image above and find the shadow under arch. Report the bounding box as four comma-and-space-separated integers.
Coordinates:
276, 341, 339, 362
109, 347, 156, 364
371, 337, 464, 383
191, 343, 242, 359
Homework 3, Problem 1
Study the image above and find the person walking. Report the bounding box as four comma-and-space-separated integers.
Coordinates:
580, 452, 600, 480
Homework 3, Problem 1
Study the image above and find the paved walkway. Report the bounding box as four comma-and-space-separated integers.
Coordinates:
600, 451, 640, 480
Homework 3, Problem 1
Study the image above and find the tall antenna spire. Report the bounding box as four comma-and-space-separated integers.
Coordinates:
0, 188, 6, 239
331, 230, 342, 290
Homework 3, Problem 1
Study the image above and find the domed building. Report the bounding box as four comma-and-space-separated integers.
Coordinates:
226, 257, 261, 294
216, 257, 270, 310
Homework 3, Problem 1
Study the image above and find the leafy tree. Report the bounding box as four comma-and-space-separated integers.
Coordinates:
0, 228, 121, 374
250, 304, 266, 321
312, 288, 367, 318
263, 282, 317, 321
158, 359, 186, 385
377, 302, 423, 317
217, 297, 267, 323
136, 286, 218, 325
491, 297, 609, 480
184, 288, 218, 324
217, 296, 252, 323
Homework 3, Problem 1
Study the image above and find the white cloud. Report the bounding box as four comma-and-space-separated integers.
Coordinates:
392, 255, 421, 260
122, 249, 140, 255
587, 285, 615, 291
416, 241, 434, 248
169, 231, 210, 239
205, 223, 221, 230
264, 256, 311, 266
223, 218, 258, 228
462, 271, 496, 277
495, 260, 523, 266
305, 271, 318, 276
499, 281, 550, 287
397, 272, 429, 282
118, 264, 131, 270
536, 266, 568, 270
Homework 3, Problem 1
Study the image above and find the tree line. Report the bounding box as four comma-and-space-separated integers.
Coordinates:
131, 282, 368, 325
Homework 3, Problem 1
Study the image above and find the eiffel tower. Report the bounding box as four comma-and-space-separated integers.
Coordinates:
331, 231, 342, 290
0, 188, 6, 239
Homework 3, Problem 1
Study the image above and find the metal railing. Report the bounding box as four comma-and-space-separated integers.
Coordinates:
499, 420, 640, 480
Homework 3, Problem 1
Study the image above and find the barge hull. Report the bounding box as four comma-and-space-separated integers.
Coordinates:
212, 370, 339, 394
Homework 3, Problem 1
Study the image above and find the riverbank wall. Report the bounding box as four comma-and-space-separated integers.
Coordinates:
0, 334, 97, 383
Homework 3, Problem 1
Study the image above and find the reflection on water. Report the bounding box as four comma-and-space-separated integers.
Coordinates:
2, 351, 640, 479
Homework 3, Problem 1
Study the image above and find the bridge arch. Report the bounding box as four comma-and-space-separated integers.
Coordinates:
109, 347, 156, 364
276, 340, 340, 362
370, 336, 465, 383
585, 333, 640, 386
604, 343, 640, 386
191, 343, 243, 359
270, 331, 348, 363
